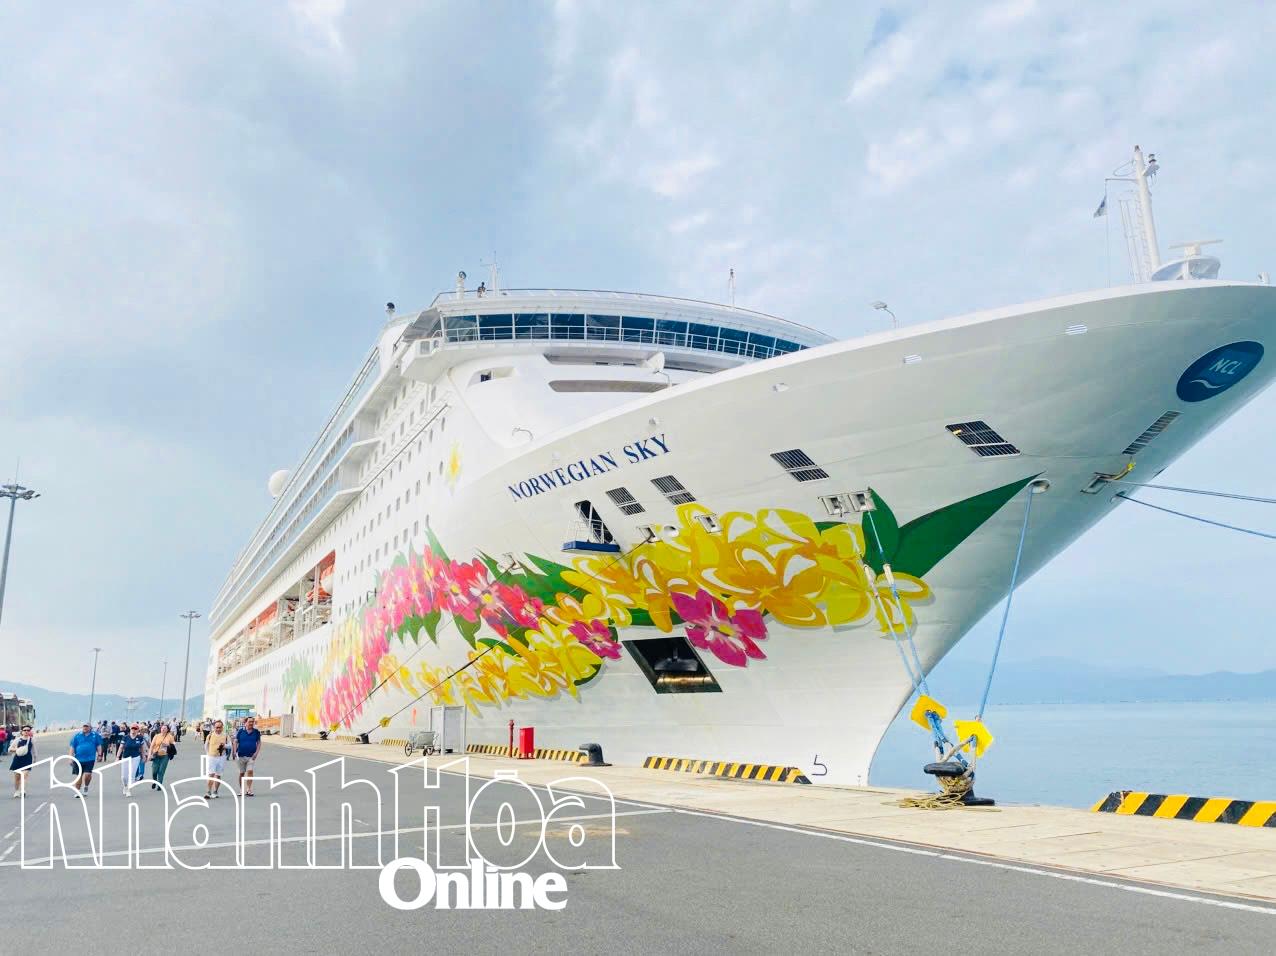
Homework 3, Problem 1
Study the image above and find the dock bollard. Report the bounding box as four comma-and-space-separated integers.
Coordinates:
579, 743, 610, 767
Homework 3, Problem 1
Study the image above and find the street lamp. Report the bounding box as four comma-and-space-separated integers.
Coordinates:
870, 301, 897, 329
87, 647, 102, 725
0, 482, 40, 629
179, 610, 200, 729
158, 659, 168, 722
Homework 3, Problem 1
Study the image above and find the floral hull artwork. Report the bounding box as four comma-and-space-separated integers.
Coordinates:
280, 477, 1035, 731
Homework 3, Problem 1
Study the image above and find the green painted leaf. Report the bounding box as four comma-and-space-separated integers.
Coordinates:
628, 608, 657, 628
510, 557, 579, 607
861, 489, 899, 572
523, 553, 573, 579
396, 617, 421, 645
891, 475, 1037, 578
455, 614, 481, 648
478, 636, 517, 656
425, 524, 449, 562
421, 608, 441, 642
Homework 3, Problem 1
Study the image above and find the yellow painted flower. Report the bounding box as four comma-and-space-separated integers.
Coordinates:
446, 442, 463, 488
544, 592, 614, 629
417, 662, 458, 707
452, 661, 498, 714
869, 572, 932, 635
560, 556, 642, 626
529, 621, 604, 692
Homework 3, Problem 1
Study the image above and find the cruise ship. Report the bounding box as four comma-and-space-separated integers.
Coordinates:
205, 149, 1274, 784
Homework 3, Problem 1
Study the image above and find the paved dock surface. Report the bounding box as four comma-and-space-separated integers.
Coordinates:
1, 732, 1274, 954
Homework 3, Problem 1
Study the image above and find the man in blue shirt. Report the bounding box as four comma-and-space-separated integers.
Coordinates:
68, 722, 104, 798
232, 716, 263, 797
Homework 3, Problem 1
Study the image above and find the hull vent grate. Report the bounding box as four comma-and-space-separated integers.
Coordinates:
770, 448, 830, 481
946, 420, 1020, 458
605, 487, 646, 515
1122, 410, 1180, 456
652, 475, 697, 505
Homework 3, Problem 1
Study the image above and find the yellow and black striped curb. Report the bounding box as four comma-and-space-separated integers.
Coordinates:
643, 755, 811, 785
1092, 791, 1276, 827
466, 743, 587, 763
304, 732, 400, 745
532, 748, 588, 763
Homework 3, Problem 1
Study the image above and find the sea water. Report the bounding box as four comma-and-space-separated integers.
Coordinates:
869, 700, 1276, 808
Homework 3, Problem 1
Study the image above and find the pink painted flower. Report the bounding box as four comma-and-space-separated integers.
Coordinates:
409, 552, 444, 617
670, 589, 767, 667
482, 582, 545, 637
437, 559, 490, 622
568, 619, 622, 659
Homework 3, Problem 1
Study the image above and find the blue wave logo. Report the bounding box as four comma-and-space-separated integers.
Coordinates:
1176, 341, 1264, 402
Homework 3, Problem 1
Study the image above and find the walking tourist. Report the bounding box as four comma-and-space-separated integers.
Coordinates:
118, 724, 148, 796
149, 723, 176, 790
204, 720, 228, 799
69, 722, 104, 798
0, 724, 9, 756
232, 716, 262, 797
9, 725, 34, 797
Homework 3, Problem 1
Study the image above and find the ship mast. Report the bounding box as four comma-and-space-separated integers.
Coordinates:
1132, 145, 1161, 272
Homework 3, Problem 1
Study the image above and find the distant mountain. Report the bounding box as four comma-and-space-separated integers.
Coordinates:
9, 656, 1276, 726
0, 679, 204, 727
927, 656, 1276, 705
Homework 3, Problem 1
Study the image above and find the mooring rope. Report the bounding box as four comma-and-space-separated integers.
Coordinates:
1114, 492, 1276, 540
977, 485, 1035, 720
863, 510, 931, 698
1118, 482, 1276, 506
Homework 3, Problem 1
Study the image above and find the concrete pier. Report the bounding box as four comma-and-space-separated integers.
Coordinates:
278, 734, 1276, 904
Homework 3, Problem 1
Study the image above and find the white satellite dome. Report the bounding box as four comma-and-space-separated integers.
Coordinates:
268, 469, 290, 499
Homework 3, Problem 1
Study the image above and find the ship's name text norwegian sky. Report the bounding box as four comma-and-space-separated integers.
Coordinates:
507, 433, 670, 500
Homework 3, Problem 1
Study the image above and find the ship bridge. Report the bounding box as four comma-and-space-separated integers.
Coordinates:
395, 288, 831, 366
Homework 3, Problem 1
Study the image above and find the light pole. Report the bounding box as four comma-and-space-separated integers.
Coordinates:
179, 610, 200, 730
870, 300, 897, 329
0, 482, 40, 629
87, 647, 102, 725
158, 660, 168, 722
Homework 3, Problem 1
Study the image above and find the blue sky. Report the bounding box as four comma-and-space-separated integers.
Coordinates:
2, 0, 1274, 698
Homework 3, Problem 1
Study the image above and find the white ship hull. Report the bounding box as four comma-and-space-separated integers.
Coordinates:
206, 281, 1274, 785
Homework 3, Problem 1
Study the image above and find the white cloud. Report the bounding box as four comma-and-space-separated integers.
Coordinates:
289, 0, 348, 55
847, 32, 915, 103
647, 152, 720, 199
978, 0, 1038, 30
669, 211, 711, 233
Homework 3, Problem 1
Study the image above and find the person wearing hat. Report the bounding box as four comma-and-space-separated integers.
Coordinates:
68, 722, 104, 798
9, 726, 35, 797
118, 724, 150, 796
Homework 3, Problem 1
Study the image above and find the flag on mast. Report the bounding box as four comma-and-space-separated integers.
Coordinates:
1093, 196, 1107, 218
